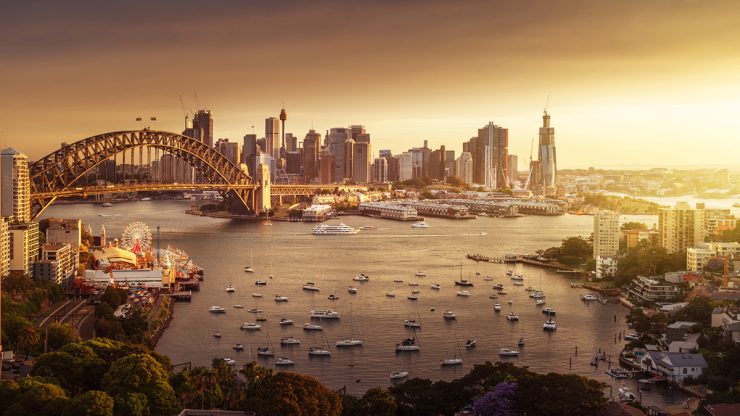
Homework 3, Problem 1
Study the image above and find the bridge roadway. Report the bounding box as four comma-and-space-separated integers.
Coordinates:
31, 183, 368, 199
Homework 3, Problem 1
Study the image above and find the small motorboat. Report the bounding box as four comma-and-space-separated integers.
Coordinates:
581, 294, 598, 302
222, 358, 236, 365
280, 337, 301, 346
393, 278, 404, 283
213, 331, 222, 338
543, 318, 557, 331
440, 357, 463, 366
209, 306, 226, 313
404, 319, 421, 328
408, 282, 419, 286
407, 294, 418, 300
506, 312, 519, 321
275, 357, 294, 366
335, 339, 363, 347
233, 304, 244, 309
308, 347, 331, 356
303, 323, 323, 331
536, 299, 546, 306
358, 225, 376, 230
256, 317, 267, 322
456, 290, 471, 297
244, 266, 254, 273
498, 291, 507, 295
233, 344, 244, 351
328, 294, 339, 301
411, 221, 430, 229
240, 322, 261, 330
247, 308, 262, 313
274, 295, 288, 302
411, 290, 421, 294
443, 310, 456, 320
347, 287, 358, 294
489, 294, 498, 299
542, 307, 556, 315
226, 284, 236, 293
606, 368, 630, 379
414, 271, 427, 278
493, 303, 502, 311
353, 273, 370, 282
498, 348, 519, 357
302, 282, 320, 291
513, 281, 524, 286
464, 339, 477, 349
624, 333, 640, 341
484, 276, 493, 281
390, 371, 409, 380
279, 318, 294, 326
254, 280, 267, 286
431, 283, 441, 290
493, 284, 504, 290
251, 293, 263, 298
517, 337, 525, 347
618, 386, 636, 401
386, 292, 396, 298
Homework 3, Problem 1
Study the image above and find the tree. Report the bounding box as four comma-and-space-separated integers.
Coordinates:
102, 353, 178, 416
446, 176, 465, 187
515, 373, 606, 416
621, 222, 648, 231
560, 237, 592, 259
3, 377, 70, 416
112, 392, 149, 416
616, 241, 686, 287
17, 324, 40, 358
31, 351, 88, 395
243, 371, 341, 416
62, 390, 114, 416
716, 224, 740, 243
474, 381, 517, 416
357, 387, 396, 416
673, 296, 714, 327
46, 322, 80, 351
172, 367, 223, 410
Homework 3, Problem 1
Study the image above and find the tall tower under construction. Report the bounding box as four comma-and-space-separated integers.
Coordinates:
537, 110, 557, 195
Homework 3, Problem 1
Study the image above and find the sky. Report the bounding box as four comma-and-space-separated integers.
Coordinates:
1, 0, 739, 169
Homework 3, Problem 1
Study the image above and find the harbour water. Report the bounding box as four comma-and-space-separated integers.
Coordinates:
42, 201, 689, 405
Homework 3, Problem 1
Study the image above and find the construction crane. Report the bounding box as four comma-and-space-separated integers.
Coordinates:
719, 254, 734, 289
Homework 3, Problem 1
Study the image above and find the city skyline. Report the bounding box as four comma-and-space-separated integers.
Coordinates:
2, 0, 740, 169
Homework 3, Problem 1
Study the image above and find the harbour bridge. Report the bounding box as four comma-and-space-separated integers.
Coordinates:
29, 129, 365, 221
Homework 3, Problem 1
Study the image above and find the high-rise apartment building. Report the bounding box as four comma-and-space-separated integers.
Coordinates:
0, 218, 9, 278
593, 210, 620, 259
215, 139, 241, 165
372, 157, 388, 183
456, 152, 473, 185
537, 110, 557, 194
285, 133, 298, 152
9, 222, 39, 275
659, 202, 706, 254
379, 150, 398, 182
303, 130, 321, 183
265, 117, 281, 160
192, 110, 214, 147
508, 155, 518, 186
327, 128, 351, 182
1, 148, 31, 223
444, 150, 456, 178
398, 152, 413, 181
469, 123, 508, 188
318, 150, 335, 184
353, 141, 371, 183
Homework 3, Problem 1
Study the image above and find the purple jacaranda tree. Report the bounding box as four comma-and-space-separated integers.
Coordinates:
473, 381, 517, 416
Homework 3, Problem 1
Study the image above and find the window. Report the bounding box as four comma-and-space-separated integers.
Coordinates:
683, 368, 687, 374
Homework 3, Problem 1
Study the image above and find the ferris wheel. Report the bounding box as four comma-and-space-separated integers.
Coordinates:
120, 221, 153, 255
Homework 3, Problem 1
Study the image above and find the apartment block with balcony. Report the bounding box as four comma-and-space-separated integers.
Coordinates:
626, 275, 682, 303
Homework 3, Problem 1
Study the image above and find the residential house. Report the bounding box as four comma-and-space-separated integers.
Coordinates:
640, 351, 708, 382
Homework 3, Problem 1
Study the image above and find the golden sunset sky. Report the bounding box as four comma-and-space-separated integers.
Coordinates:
1, 0, 739, 168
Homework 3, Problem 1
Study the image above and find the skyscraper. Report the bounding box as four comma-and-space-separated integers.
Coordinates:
265, 117, 280, 160
469, 123, 508, 188
319, 149, 335, 184
343, 139, 355, 181
242, 134, 258, 177
456, 152, 473, 185
192, 110, 214, 147
372, 157, 388, 183
303, 130, 321, 183
353, 141, 371, 183
1, 148, 31, 223
538, 110, 557, 194
327, 128, 350, 181
215, 139, 241, 165
507, 155, 518, 186
593, 210, 620, 259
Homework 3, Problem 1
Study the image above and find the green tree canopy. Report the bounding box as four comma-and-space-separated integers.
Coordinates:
621, 222, 648, 231
3, 377, 70, 416
46, 322, 81, 351
102, 353, 178, 416
62, 390, 114, 416
243, 371, 341, 416
357, 387, 396, 416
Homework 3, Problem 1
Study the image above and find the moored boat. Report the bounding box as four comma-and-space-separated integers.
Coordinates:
390, 371, 409, 380
312, 223, 359, 235
498, 348, 519, 356
240, 322, 261, 330
310, 309, 340, 319
209, 306, 226, 313
443, 310, 456, 320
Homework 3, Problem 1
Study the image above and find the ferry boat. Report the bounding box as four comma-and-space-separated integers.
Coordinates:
443, 310, 457, 320
498, 348, 519, 357
390, 371, 409, 380
308, 347, 331, 356
302, 282, 320, 291
275, 357, 294, 366
353, 273, 369, 282
347, 287, 358, 294
279, 318, 294, 326
411, 221, 430, 228
280, 337, 301, 345
395, 337, 421, 352
543, 318, 557, 331
274, 295, 288, 302
209, 306, 226, 313
303, 323, 323, 331
312, 223, 359, 235
310, 309, 341, 319
240, 322, 261, 330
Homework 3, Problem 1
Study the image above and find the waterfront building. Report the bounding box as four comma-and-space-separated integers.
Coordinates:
303, 130, 321, 183
626, 275, 681, 303
659, 202, 706, 254
537, 110, 557, 195
9, 222, 39, 275
0, 218, 9, 278
215, 139, 241, 165
353, 141, 371, 183
640, 351, 707, 382
595, 255, 618, 279
404, 202, 470, 218
302, 204, 332, 222
456, 152, 473, 185
371, 157, 388, 183
593, 210, 620, 259
192, 109, 214, 147
358, 202, 418, 220
686, 242, 740, 272
1, 148, 31, 223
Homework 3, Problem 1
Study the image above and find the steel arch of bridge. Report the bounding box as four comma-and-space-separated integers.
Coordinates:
29, 130, 255, 220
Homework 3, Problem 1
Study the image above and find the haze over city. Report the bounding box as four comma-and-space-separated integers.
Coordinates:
2, 0, 740, 168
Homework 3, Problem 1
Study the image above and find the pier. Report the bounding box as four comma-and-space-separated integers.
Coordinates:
170, 291, 193, 302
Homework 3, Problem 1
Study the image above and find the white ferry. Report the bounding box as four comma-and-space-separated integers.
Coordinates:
312, 223, 359, 235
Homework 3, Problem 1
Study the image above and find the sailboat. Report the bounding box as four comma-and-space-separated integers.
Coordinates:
244, 249, 254, 273
336, 304, 362, 347
308, 325, 332, 357
414, 261, 427, 277
257, 330, 275, 357
440, 337, 463, 366
454, 264, 474, 287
